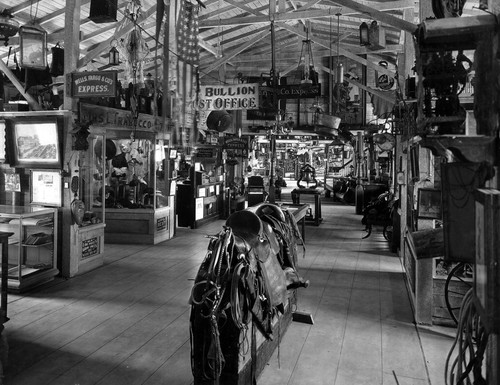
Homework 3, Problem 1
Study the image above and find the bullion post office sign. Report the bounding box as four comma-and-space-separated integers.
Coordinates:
197, 84, 260, 110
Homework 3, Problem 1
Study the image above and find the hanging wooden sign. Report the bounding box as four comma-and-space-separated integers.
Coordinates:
79, 103, 162, 132
224, 138, 248, 158
198, 84, 260, 110
260, 84, 321, 100
70, 71, 118, 97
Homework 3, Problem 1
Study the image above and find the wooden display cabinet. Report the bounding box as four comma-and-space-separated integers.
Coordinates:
177, 165, 224, 229
0, 205, 58, 292
96, 131, 174, 244
63, 133, 107, 277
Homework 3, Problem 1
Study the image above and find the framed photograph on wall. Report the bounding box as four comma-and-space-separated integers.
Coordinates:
30, 170, 62, 207
417, 188, 442, 219
6, 117, 62, 169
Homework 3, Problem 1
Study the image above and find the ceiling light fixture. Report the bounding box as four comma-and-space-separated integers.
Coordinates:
335, 13, 344, 86
299, 25, 315, 84
19, 22, 47, 69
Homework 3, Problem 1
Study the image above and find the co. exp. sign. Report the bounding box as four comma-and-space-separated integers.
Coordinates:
260, 84, 321, 100
197, 84, 259, 111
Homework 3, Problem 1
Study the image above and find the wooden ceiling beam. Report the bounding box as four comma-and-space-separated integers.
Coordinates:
222, 0, 264, 16
278, 22, 396, 77
201, 29, 270, 77
229, 44, 403, 64
77, 5, 156, 69
200, 7, 342, 27
0, 60, 42, 110
200, 0, 414, 27
323, 0, 417, 33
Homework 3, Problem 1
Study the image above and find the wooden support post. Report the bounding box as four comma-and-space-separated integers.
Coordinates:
61, 0, 81, 278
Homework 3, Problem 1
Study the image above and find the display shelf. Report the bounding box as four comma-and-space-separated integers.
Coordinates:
0, 205, 58, 292
177, 167, 224, 229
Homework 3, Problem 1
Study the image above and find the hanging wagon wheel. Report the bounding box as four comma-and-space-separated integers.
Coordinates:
444, 262, 474, 325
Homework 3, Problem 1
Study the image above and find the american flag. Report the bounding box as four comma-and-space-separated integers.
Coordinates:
177, 0, 200, 66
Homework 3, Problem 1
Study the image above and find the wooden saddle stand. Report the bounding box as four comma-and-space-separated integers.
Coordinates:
189, 203, 312, 385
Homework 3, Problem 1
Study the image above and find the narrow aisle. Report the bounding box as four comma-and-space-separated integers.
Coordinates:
259, 201, 451, 385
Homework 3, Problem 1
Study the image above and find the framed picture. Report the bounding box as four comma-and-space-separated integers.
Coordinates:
417, 188, 442, 219
30, 170, 62, 207
6, 117, 62, 169
5, 173, 21, 192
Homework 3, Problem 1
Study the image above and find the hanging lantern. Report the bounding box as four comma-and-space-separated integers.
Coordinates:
19, 23, 47, 69
368, 21, 386, 50
359, 22, 370, 46
109, 39, 120, 66
0, 10, 19, 46
50, 43, 64, 76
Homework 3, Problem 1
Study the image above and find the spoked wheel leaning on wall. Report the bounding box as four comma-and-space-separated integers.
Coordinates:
444, 262, 474, 325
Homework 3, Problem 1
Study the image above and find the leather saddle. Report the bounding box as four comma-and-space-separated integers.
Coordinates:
226, 210, 286, 307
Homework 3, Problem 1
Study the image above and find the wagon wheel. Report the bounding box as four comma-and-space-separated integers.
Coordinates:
444, 262, 474, 325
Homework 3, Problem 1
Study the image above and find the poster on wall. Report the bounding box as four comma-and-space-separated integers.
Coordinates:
30, 170, 62, 207
195, 198, 204, 220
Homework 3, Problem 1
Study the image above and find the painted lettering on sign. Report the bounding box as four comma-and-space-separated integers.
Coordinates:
82, 237, 99, 259
79, 104, 162, 132
197, 84, 259, 111
157, 217, 167, 231
71, 71, 118, 97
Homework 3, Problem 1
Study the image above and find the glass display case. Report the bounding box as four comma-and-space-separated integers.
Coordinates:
77, 103, 175, 245
65, 132, 107, 278
0, 205, 58, 292
96, 130, 174, 244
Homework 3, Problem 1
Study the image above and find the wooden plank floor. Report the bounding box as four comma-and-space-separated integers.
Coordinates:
4, 199, 456, 385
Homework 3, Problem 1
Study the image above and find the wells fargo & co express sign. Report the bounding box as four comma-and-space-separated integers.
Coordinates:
71, 71, 118, 97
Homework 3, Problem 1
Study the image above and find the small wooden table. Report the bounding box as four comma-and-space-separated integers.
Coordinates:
291, 188, 324, 226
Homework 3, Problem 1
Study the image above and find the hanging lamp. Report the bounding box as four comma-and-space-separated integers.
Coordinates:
108, 39, 120, 65
335, 13, 344, 85
19, 22, 47, 69
0, 10, 19, 46
298, 25, 316, 85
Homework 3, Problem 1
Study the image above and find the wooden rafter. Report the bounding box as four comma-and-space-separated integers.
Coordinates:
201, 29, 271, 77
278, 22, 396, 77
77, 4, 156, 69
200, 0, 414, 27
323, 0, 417, 33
